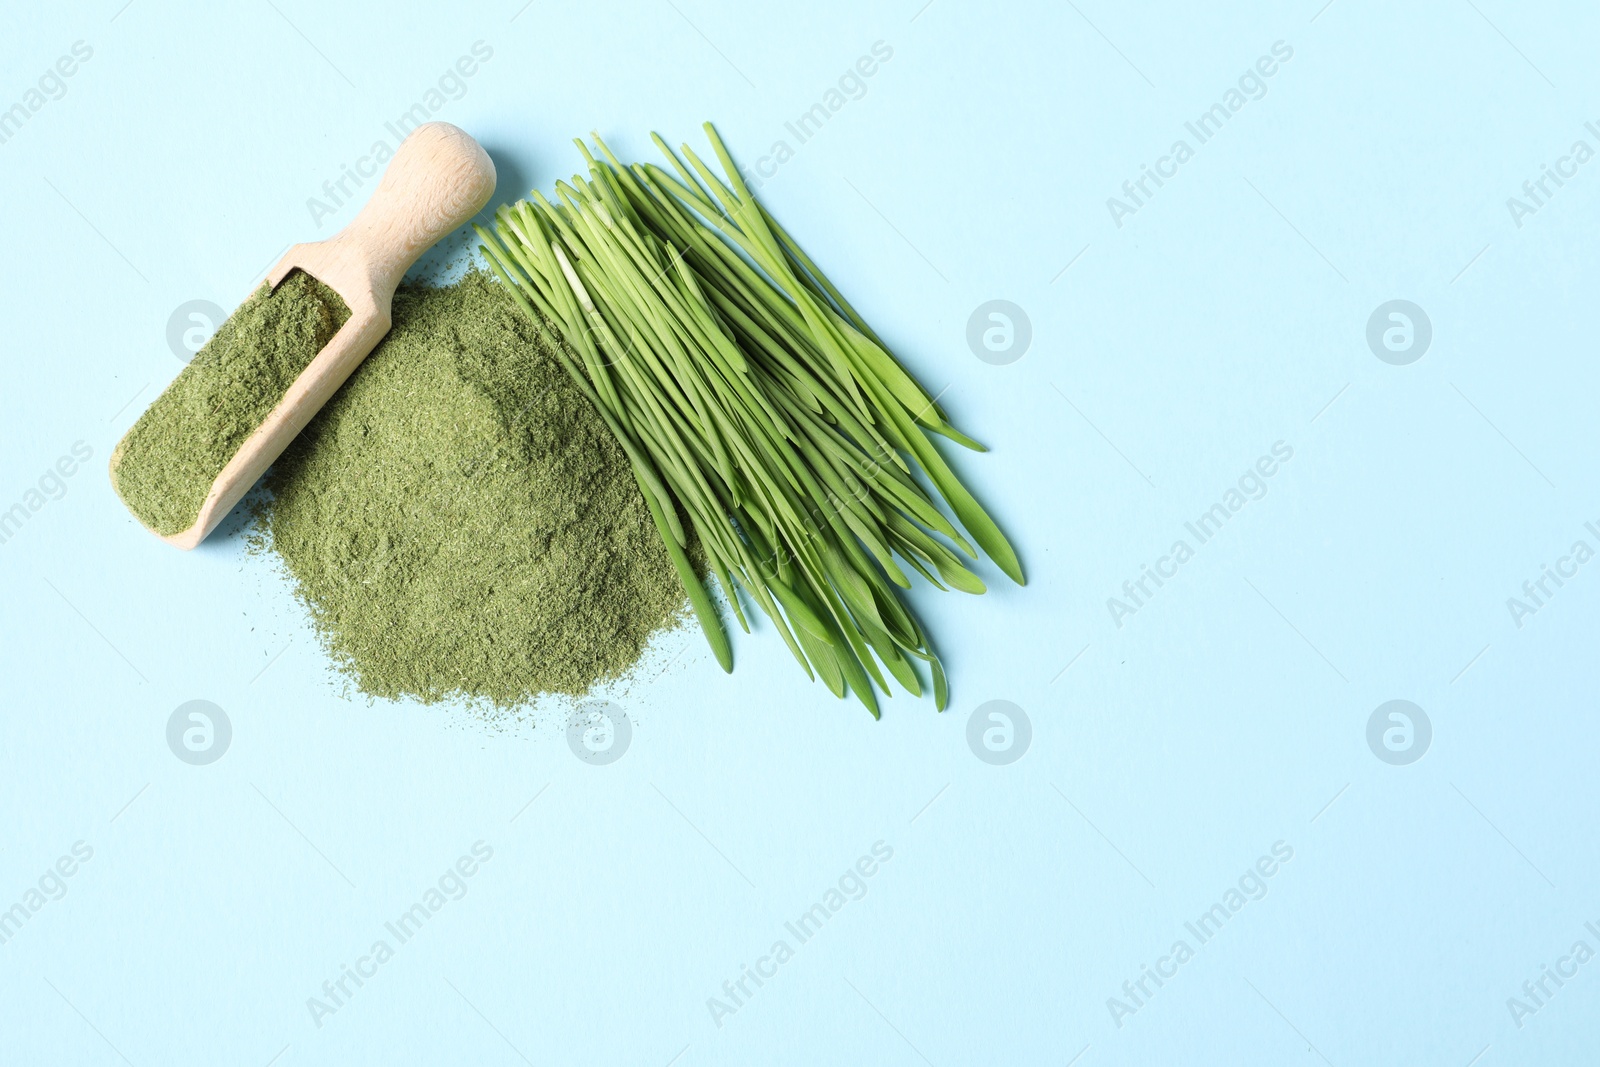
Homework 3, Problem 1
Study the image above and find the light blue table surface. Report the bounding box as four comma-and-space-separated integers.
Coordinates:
3, 1, 1598, 1063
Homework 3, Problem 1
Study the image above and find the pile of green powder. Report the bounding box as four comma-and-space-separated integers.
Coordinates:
113, 271, 349, 535
253, 270, 690, 707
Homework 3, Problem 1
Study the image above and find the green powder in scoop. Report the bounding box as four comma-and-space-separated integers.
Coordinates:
112, 270, 349, 535
253, 270, 690, 707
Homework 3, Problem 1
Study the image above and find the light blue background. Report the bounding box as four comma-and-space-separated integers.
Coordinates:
2, 1, 1597, 1064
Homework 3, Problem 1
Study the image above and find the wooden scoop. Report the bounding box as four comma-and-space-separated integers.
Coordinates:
121, 121, 496, 549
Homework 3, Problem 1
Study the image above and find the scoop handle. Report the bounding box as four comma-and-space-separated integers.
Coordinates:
149, 123, 496, 551
336, 122, 496, 305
